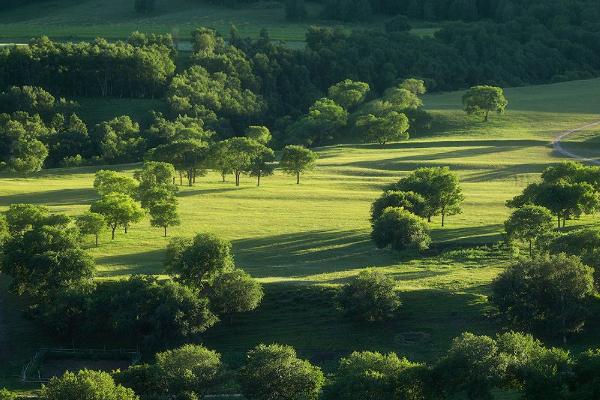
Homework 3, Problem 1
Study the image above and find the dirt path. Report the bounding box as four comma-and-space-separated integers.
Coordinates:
552, 120, 600, 165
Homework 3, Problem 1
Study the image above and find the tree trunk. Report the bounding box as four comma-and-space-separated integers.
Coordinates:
257, 172, 261, 187
95, 234, 99, 247
235, 172, 240, 186
296, 172, 300, 184
164, 226, 167, 237
557, 215, 561, 228
441, 211, 446, 227
221, 172, 226, 183
111, 226, 116, 240
484, 110, 489, 122
124, 225, 128, 234
188, 170, 193, 187
428, 216, 432, 223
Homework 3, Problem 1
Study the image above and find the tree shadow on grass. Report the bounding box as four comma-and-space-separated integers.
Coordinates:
343, 138, 546, 151
0, 188, 98, 207
95, 249, 167, 277
431, 224, 504, 244
233, 229, 399, 279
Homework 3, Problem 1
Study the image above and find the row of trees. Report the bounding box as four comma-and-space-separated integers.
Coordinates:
370, 167, 464, 252
12, 330, 600, 400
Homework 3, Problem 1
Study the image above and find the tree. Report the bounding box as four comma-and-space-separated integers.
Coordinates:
400, 78, 427, 95
41, 370, 138, 400
462, 85, 508, 121
356, 111, 410, 144
154, 344, 223, 398
76, 212, 106, 246
505, 205, 554, 256
433, 332, 506, 400
209, 269, 264, 315
327, 79, 370, 110
371, 207, 431, 252
248, 146, 276, 186
371, 190, 427, 224
338, 269, 401, 322
1, 225, 95, 301
280, 145, 318, 184
5, 203, 49, 234
93, 170, 138, 196
135, 161, 177, 188
507, 181, 600, 228
221, 137, 266, 186
0, 389, 16, 400
285, 0, 308, 21
491, 254, 595, 342
92, 116, 144, 163
90, 193, 144, 239
166, 233, 235, 289
239, 344, 324, 400
394, 167, 464, 225
208, 141, 234, 182
246, 125, 272, 144
149, 198, 180, 237
150, 139, 209, 186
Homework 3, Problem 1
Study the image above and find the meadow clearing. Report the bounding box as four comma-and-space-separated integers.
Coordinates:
1, 78, 600, 391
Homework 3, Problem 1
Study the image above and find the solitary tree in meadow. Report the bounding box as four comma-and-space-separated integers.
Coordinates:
76, 211, 106, 246
371, 207, 431, 252
248, 146, 276, 186
210, 269, 264, 315
462, 85, 508, 122
504, 205, 554, 256
280, 145, 318, 184
90, 193, 145, 239
149, 199, 180, 237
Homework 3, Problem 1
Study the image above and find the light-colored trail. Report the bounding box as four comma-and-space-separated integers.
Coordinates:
552, 120, 600, 165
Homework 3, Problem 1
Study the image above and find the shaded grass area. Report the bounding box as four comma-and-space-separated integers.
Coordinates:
1, 79, 600, 395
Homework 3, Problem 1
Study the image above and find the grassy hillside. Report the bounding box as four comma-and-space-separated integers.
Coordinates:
0, 0, 437, 44
1, 79, 600, 392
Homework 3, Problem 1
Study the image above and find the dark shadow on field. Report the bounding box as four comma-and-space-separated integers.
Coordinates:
95, 249, 166, 277
432, 224, 503, 243
202, 283, 498, 367
177, 186, 251, 197
462, 164, 545, 182
343, 139, 547, 151
0, 188, 97, 206
233, 230, 398, 278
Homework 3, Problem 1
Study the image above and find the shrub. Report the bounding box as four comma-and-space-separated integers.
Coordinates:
338, 269, 400, 322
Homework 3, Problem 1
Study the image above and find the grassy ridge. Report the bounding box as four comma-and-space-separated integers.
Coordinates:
1, 79, 600, 392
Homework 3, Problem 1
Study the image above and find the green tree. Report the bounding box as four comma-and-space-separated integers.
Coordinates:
149, 198, 180, 237
400, 78, 427, 95
92, 116, 144, 163
1, 225, 95, 301
279, 145, 318, 184
370, 190, 427, 223
222, 137, 266, 186
462, 85, 508, 121
248, 146, 276, 186
491, 253, 595, 342
155, 344, 223, 398
0, 388, 17, 400
76, 211, 106, 246
371, 207, 431, 252
150, 140, 209, 186
210, 269, 264, 315
239, 344, 324, 400
505, 205, 554, 256
327, 79, 370, 110
41, 370, 138, 400
5, 203, 49, 234
93, 170, 138, 196
166, 233, 235, 289
338, 269, 401, 322
90, 193, 144, 239
246, 125, 272, 144
356, 111, 410, 144
394, 166, 464, 225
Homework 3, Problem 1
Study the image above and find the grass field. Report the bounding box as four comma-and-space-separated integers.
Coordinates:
1, 79, 600, 394
0, 0, 437, 44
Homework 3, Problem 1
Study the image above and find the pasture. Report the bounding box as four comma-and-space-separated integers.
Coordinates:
1, 79, 600, 386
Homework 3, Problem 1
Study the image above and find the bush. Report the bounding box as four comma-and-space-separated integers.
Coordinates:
239, 344, 324, 400
209, 269, 264, 315
371, 207, 430, 251
41, 370, 138, 400
338, 269, 400, 322
370, 190, 427, 223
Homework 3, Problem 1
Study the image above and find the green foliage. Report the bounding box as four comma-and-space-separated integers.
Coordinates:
504, 205, 554, 256
239, 344, 325, 400
356, 110, 409, 144
220, 137, 270, 186
209, 269, 264, 315
0, 388, 17, 400
571, 349, 600, 400
155, 344, 223, 397
93, 170, 138, 196
1, 224, 95, 300
393, 166, 464, 225
166, 233, 235, 289
338, 269, 400, 322
327, 80, 370, 110
90, 193, 145, 239
5, 203, 49, 234
370, 190, 427, 223
371, 207, 431, 252
149, 199, 180, 237
463, 85, 508, 121
76, 211, 106, 246
0, 112, 50, 173
491, 254, 595, 340
92, 116, 144, 163
549, 228, 600, 275
246, 125, 272, 145
41, 370, 138, 400
279, 145, 318, 184
149, 139, 209, 187
287, 98, 348, 146
324, 351, 425, 400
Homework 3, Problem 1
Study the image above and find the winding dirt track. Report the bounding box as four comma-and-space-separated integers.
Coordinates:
552, 121, 600, 165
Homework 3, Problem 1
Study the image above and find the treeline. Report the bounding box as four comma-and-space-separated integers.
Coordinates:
0, 34, 175, 98
5, 331, 600, 400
